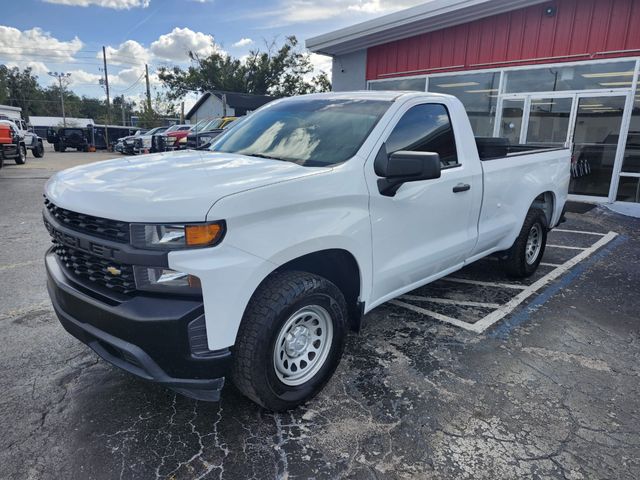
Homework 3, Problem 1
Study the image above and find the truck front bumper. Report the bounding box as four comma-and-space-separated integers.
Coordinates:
46, 250, 232, 401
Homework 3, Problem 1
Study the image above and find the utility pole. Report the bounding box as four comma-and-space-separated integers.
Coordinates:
102, 46, 111, 149
180, 102, 184, 123
145, 64, 152, 113
48, 72, 71, 127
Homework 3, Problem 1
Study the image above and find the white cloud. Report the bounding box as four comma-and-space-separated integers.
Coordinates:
310, 53, 332, 75
0, 26, 82, 63
256, 0, 426, 24
102, 40, 149, 66
150, 27, 216, 61
67, 69, 102, 86
233, 38, 254, 48
42, 0, 150, 9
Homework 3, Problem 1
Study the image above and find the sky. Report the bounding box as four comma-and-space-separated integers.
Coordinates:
0, 0, 426, 110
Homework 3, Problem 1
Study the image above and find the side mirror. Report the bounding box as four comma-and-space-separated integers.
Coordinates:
374, 144, 441, 196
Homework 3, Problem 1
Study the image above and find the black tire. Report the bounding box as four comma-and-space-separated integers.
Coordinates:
14, 144, 27, 165
53, 143, 60, 152
232, 271, 348, 411
500, 208, 548, 278
58, 142, 65, 153
33, 142, 44, 158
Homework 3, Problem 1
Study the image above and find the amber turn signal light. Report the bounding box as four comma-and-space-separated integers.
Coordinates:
185, 223, 224, 246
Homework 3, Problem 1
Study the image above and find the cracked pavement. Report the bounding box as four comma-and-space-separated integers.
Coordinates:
1, 151, 639, 479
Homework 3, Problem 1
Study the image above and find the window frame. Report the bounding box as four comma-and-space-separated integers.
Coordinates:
383, 102, 461, 170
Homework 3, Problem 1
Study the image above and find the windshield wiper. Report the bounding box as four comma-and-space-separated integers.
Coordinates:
247, 153, 287, 161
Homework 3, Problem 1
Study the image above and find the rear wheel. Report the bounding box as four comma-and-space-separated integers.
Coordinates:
14, 145, 27, 165
232, 271, 348, 411
58, 142, 65, 153
33, 142, 44, 158
500, 208, 548, 278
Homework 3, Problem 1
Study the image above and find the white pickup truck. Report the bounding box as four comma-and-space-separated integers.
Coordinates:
44, 92, 570, 411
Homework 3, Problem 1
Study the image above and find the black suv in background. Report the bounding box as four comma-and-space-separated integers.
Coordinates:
47, 128, 90, 152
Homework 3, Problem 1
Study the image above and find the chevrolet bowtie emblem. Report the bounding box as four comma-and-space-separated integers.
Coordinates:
106, 266, 122, 276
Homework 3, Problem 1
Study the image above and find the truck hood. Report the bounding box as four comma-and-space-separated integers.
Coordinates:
45, 150, 323, 222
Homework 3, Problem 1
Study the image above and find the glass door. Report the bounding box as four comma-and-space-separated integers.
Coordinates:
570, 96, 627, 198
499, 98, 526, 144
524, 96, 573, 147
616, 96, 640, 203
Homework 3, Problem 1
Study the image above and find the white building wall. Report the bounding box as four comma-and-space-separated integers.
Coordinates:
331, 50, 368, 92
188, 96, 236, 123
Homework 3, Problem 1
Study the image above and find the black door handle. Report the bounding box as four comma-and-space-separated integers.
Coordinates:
453, 183, 471, 193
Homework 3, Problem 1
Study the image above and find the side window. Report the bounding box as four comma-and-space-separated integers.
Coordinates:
385, 103, 459, 167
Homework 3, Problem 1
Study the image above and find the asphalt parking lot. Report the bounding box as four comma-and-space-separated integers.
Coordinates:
1, 149, 639, 479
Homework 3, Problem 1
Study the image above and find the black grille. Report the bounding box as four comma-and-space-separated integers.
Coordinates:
52, 240, 136, 295
44, 198, 130, 243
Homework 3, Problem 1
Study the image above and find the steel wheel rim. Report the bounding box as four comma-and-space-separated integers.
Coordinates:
525, 223, 542, 265
273, 305, 333, 386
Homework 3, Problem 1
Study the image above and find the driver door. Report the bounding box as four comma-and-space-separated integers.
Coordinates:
365, 100, 482, 304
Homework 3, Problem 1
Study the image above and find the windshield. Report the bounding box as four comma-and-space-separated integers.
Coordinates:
203, 118, 225, 130
191, 118, 212, 131
210, 98, 390, 167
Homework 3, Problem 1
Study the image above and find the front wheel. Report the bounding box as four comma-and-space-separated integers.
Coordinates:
14, 145, 27, 165
232, 271, 348, 411
500, 208, 548, 278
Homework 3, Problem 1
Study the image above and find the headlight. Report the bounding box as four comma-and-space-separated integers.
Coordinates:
142, 137, 151, 147
130, 222, 226, 250
134, 266, 201, 295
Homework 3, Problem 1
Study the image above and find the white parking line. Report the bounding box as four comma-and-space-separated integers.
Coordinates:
391, 231, 618, 333
470, 231, 618, 333
400, 295, 502, 309
441, 277, 528, 290
389, 300, 479, 331
554, 228, 606, 236
547, 244, 587, 250
540, 262, 562, 267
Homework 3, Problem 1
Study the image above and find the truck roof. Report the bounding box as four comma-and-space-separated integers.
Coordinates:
277, 91, 454, 103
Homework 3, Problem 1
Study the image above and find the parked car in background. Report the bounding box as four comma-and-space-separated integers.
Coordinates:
185, 117, 237, 149
0, 120, 27, 168
0, 116, 45, 158
133, 126, 169, 154
115, 129, 148, 155
43, 92, 570, 410
47, 127, 90, 152
161, 124, 192, 151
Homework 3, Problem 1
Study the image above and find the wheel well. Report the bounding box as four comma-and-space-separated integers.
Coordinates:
275, 249, 363, 331
532, 192, 554, 226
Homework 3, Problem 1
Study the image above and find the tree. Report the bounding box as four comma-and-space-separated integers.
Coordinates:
137, 91, 177, 128
0, 66, 45, 119
112, 95, 136, 126
158, 36, 331, 100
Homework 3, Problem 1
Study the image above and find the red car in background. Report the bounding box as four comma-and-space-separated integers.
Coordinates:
161, 124, 192, 150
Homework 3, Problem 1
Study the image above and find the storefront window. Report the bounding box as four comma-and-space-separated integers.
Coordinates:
428, 72, 499, 137
616, 176, 640, 202
369, 77, 426, 91
505, 61, 636, 93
